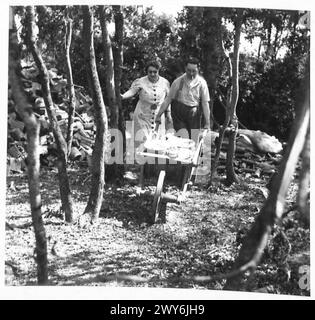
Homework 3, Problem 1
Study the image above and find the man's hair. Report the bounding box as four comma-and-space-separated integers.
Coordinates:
145, 60, 162, 72
185, 57, 200, 67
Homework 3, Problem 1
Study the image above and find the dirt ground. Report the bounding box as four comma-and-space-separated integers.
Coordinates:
5, 163, 310, 296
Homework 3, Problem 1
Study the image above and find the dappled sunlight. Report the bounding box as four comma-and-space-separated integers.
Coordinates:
5, 165, 309, 294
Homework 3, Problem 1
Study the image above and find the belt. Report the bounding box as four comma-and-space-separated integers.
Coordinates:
181, 103, 199, 108
173, 100, 199, 108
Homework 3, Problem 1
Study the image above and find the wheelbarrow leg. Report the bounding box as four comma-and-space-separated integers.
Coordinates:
152, 170, 166, 223
177, 164, 186, 188
181, 166, 193, 192
177, 166, 193, 203
139, 164, 145, 190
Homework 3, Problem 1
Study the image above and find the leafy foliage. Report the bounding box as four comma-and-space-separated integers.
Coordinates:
237, 53, 308, 140
120, 6, 181, 116
13, 5, 309, 140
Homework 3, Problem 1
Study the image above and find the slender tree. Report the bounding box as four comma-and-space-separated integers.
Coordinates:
112, 5, 124, 106
201, 7, 223, 129
297, 125, 310, 224
208, 34, 232, 186
99, 5, 118, 128
9, 6, 48, 284
99, 5, 125, 181
224, 55, 310, 290
113, 5, 126, 174
25, 6, 74, 223
209, 9, 243, 186
99, 5, 123, 177
64, 6, 76, 157
225, 9, 243, 185
82, 5, 109, 222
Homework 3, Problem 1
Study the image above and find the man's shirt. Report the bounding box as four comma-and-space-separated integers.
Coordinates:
168, 74, 210, 107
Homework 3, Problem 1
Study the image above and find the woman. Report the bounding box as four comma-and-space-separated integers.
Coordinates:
121, 60, 171, 147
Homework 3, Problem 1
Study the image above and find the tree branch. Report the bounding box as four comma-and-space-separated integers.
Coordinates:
224, 55, 310, 290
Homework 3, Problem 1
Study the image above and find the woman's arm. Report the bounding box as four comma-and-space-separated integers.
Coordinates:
121, 79, 141, 100
121, 87, 139, 100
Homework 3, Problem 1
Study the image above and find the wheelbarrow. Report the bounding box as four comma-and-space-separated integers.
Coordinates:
136, 127, 206, 223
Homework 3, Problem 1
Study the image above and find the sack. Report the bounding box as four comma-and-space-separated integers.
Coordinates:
238, 129, 283, 154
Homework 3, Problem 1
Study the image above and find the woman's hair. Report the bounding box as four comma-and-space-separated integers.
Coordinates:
145, 60, 162, 72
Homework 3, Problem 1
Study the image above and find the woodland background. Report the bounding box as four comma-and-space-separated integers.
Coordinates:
5, 4, 310, 296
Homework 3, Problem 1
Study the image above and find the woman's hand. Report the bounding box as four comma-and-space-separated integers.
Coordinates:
165, 111, 173, 122
155, 113, 162, 124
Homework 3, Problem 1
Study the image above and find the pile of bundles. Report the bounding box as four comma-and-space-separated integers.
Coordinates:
140, 128, 284, 179
207, 129, 284, 178
7, 62, 96, 175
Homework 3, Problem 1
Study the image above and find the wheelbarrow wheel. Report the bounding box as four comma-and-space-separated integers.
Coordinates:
152, 170, 165, 223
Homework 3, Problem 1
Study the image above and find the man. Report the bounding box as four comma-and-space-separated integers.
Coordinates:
155, 57, 211, 140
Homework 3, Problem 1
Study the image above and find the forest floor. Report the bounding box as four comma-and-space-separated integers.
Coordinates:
5, 163, 310, 296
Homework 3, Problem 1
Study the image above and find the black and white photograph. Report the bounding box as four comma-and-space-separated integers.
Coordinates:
3, 0, 312, 300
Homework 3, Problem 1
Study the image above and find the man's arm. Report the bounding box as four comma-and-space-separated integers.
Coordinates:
201, 80, 211, 130
155, 79, 178, 123
201, 100, 211, 130
155, 95, 172, 123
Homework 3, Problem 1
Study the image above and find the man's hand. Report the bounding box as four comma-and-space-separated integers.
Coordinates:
199, 126, 210, 140
165, 111, 174, 131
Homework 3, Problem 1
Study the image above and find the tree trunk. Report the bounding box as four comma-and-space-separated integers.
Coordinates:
113, 5, 125, 179
224, 56, 310, 291
99, 5, 123, 179
25, 6, 74, 223
82, 5, 109, 222
226, 117, 239, 185
257, 38, 262, 60
99, 5, 118, 128
297, 124, 310, 224
113, 6, 124, 102
9, 7, 48, 284
201, 7, 223, 128
266, 20, 272, 57
209, 124, 228, 185
297, 61, 310, 225
225, 9, 243, 185
65, 7, 76, 158
208, 18, 233, 186
272, 26, 280, 62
